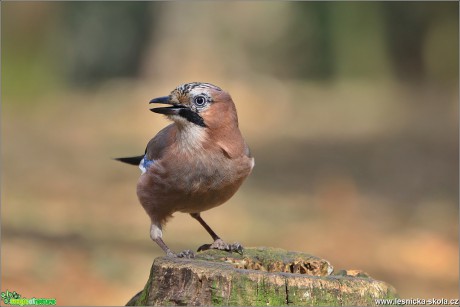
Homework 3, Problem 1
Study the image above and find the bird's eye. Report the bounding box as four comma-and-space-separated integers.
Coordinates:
194, 96, 207, 107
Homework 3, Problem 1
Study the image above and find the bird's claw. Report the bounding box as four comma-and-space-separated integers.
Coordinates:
176, 249, 195, 258
166, 249, 195, 258
228, 242, 244, 255
197, 239, 244, 255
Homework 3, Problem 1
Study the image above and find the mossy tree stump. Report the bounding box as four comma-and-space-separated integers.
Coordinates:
127, 247, 397, 306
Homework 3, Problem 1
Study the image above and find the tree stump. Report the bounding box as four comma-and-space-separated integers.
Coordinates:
126, 247, 397, 306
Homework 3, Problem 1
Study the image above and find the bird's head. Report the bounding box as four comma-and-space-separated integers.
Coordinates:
149, 82, 238, 129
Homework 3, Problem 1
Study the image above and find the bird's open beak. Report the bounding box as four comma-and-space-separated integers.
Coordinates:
149, 96, 187, 115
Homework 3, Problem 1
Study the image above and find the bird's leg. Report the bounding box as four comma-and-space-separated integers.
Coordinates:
190, 213, 220, 241
190, 213, 243, 254
150, 223, 194, 258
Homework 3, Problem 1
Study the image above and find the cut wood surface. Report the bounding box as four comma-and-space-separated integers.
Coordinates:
127, 247, 397, 306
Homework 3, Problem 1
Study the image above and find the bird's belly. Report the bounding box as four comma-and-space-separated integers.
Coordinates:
170, 162, 246, 212
137, 156, 252, 215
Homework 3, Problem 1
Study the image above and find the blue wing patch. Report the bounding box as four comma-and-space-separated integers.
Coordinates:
139, 155, 155, 174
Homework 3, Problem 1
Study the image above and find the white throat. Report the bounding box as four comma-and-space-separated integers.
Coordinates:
175, 121, 207, 153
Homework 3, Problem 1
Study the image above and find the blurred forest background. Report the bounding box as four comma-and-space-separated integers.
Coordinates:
2, 1, 458, 305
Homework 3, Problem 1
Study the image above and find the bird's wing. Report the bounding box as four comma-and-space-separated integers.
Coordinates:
145, 124, 176, 161
115, 124, 176, 166
216, 128, 252, 160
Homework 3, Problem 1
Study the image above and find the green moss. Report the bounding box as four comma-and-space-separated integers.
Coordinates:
210, 280, 224, 306
135, 263, 155, 306
228, 275, 254, 306
254, 277, 269, 306
132, 247, 398, 306
196, 247, 317, 263
222, 275, 287, 306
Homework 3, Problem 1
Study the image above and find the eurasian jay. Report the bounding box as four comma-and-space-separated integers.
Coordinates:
116, 82, 254, 257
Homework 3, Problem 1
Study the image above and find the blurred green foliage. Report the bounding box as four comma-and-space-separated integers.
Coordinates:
248, 1, 458, 80
2, 1, 458, 100
60, 2, 153, 87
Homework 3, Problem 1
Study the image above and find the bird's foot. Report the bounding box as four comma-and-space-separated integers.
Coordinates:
197, 239, 244, 255
177, 249, 195, 258
166, 249, 195, 258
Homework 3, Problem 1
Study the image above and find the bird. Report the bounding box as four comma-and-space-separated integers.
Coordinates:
116, 82, 254, 258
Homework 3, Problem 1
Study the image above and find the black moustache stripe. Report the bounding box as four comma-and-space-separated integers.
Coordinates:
178, 109, 207, 128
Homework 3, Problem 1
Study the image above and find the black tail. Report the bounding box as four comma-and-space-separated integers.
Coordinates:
114, 155, 144, 166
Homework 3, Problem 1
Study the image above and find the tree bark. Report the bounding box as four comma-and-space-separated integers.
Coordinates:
127, 247, 397, 306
